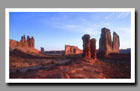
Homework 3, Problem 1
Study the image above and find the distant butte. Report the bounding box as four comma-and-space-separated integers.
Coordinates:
64, 45, 82, 55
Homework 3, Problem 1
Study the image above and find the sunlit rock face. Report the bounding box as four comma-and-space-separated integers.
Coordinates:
99, 27, 120, 55
27, 36, 35, 48
10, 35, 35, 48
112, 32, 120, 53
64, 45, 82, 55
90, 38, 96, 60
10, 35, 39, 55
20, 35, 28, 48
82, 34, 91, 59
9, 39, 19, 48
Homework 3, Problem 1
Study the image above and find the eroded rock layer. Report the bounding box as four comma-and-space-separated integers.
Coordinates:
64, 45, 82, 55
10, 35, 35, 48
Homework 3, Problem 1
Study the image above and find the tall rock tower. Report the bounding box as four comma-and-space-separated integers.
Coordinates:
18, 35, 35, 48
99, 27, 120, 55
112, 32, 120, 53
82, 34, 91, 59
99, 27, 113, 55
90, 38, 96, 60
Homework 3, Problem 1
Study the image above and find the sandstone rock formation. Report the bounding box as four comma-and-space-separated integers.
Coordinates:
90, 38, 96, 59
10, 35, 39, 54
9, 39, 19, 48
112, 32, 120, 53
10, 35, 35, 48
99, 28, 112, 55
99, 27, 120, 55
20, 35, 28, 48
64, 45, 82, 55
41, 47, 45, 53
82, 34, 91, 59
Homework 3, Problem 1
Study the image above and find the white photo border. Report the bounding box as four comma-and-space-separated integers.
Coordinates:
5, 8, 135, 83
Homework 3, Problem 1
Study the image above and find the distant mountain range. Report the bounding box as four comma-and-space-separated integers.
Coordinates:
120, 48, 131, 54
45, 50, 65, 55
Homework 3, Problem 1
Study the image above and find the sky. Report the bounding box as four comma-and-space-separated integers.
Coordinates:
9, 12, 131, 51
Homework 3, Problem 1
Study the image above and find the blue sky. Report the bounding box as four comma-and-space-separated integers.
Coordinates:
9, 12, 131, 51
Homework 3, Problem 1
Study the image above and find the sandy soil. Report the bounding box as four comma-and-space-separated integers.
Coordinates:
10, 54, 130, 79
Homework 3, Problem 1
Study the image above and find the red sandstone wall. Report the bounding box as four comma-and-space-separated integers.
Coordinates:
64, 45, 82, 55
10, 35, 35, 49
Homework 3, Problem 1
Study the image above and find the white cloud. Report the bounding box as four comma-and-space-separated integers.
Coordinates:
57, 23, 101, 36
57, 24, 83, 33
104, 12, 130, 20
84, 24, 101, 35
117, 12, 130, 19
109, 26, 130, 34
104, 12, 115, 20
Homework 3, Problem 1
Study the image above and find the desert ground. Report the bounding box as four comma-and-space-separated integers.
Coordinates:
10, 50, 130, 79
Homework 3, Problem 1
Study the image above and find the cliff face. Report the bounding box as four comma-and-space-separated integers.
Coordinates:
64, 45, 82, 55
99, 27, 120, 55
10, 35, 38, 54
10, 35, 35, 48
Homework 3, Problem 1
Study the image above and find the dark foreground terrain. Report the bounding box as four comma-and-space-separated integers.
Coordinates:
10, 50, 130, 79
